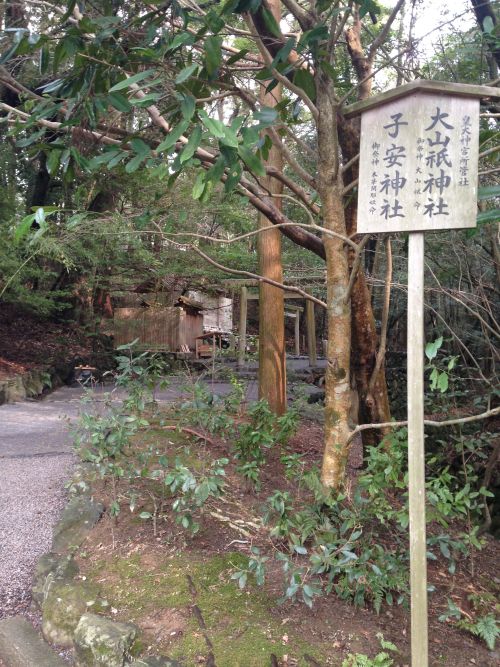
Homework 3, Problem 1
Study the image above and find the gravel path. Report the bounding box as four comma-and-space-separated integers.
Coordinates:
0, 363, 321, 620
0, 389, 83, 619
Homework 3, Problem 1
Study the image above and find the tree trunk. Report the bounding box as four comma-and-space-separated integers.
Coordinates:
316, 76, 352, 488
338, 119, 392, 439
257, 0, 286, 415
341, 10, 393, 439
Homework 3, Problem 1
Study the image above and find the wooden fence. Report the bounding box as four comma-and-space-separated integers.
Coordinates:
113, 307, 203, 351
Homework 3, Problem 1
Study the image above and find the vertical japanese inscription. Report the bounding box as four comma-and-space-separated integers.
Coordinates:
358, 92, 479, 233
380, 113, 408, 220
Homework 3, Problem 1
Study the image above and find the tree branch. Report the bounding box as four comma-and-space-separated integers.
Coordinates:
348, 406, 500, 444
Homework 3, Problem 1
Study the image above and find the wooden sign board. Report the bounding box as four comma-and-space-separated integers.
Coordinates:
346, 79, 500, 667
358, 92, 479, 233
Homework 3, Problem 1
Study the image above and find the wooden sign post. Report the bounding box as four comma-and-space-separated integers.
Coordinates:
345, 80, 499, 667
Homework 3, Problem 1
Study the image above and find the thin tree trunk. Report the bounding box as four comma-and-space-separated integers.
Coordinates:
257, 0, 286, 415
316, 76, 352, 488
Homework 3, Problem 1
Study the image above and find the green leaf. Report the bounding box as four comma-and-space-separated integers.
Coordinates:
359, 0, 381, 20
47, 149, 61, 176
180, 125, 202, 163
38, 78, 64, 94
477, 185, 500, 200
14, 214, 36, 243
107, 151, 127, 168
107, 92, 132, 112
181, 95, 196, 120
253, 106, 278, 126
204, 35, 222, 77
483, 16, 495, 34
53, 39, 67, 72
0, 41, 21, 65
66, 212, 89, 229
175, 63, 198, 85
226, 48, 249, 66
425, 336, 442, 361
129, 92, 161, 107
125, 153, 146, 173
477, 208, 500, 225
199, 110, 225, 138
108, 69, 156, 92
40, 44, 50, 74
16, 129, 46, 148
271, 37, 296, 67
157, 119, 190, 152
130, 138, 151, 158
220, 126, 239, 149
293, 69, 316, 101
260, 7, 282, 37
474, 614, 499, 650
192, 172, 206, 199
437, 372, 449, 393
167, 32, 193, 52
238, 145, 266, 176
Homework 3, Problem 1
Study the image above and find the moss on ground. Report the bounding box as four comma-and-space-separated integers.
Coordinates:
86, 551, 329, 666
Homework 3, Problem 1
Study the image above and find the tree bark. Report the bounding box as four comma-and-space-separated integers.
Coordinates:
339, 13, 392, 438
316, 74, 352, 488
257, 0, 286, 415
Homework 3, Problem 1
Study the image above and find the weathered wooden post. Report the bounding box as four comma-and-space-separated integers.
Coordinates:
294, 308, 300, 356
345, 80, 498, 667
238, 286, 247, 368
306, 299, 317, 367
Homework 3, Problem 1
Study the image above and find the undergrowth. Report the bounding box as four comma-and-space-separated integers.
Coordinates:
74, 347, 498, 651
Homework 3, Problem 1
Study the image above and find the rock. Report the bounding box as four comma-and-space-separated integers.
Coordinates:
66, 464, 94, 496
74, 613, 139, 667
0, 616, 67, 667
130, 659, 183, 667
4, 376, 26, 402
42, 579, 101, 647
51, 495, 104, 553
24, 371, 45, 397
32, 552, 79, 608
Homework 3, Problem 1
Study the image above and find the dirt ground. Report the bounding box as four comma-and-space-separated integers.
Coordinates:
73, 419, 500, 667
0, 304, 95, 380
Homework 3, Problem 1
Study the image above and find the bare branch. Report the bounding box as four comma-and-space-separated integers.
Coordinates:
348, 406, 500, 444
368, 0, 406, 62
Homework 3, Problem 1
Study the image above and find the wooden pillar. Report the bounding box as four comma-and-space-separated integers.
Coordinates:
294, 310, 300, 356
238, 286, 247, 368
408, 232, 428, 667
306, 299, 317, 367
257, 0, 286, 414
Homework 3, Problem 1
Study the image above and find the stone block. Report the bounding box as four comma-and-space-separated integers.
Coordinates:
0, 616, 67, 667
74, 613, 139, 667
51, 495, 104, 553
32, 552, 79, 609
42, 579, 101, 648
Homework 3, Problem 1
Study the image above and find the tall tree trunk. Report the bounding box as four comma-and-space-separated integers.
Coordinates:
257, 0, 286, 415
341, 135, 391, 434
340, 15, 393, 437
316, 75, 352, 488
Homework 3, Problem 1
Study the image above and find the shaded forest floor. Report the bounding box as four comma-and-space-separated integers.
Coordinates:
0, 305, 102, 380
74, 414, 500, 667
